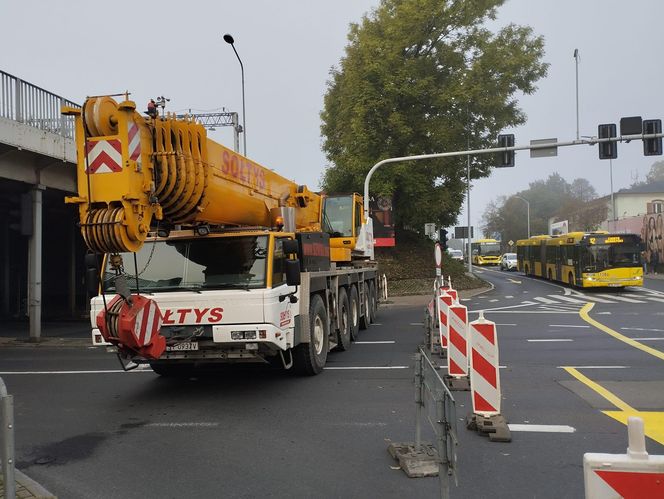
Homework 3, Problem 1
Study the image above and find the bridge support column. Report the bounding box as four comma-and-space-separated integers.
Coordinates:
28, 185, 44, 342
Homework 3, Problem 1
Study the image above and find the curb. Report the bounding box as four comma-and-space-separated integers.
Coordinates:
0, 468, 57, 499
16, 468, 57, 499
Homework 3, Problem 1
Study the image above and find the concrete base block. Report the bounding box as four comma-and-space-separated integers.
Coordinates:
444, 375, 470, 391
387, 442, 440, 478
466, 413, 512, 442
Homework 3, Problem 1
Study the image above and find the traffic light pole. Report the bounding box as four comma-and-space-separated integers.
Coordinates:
362, 131, 664, 226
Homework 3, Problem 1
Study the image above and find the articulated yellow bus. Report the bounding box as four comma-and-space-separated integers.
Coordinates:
470, 239, 501, 265
516, 232, 643, 288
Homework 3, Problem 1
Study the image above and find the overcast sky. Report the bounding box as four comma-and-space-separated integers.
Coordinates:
2, 0, 662, 236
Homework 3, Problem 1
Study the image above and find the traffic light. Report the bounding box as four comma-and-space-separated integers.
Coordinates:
439, 228, 448, 251
598, 124, 617, 160
643, 119, 662, 156
496, 134, 515, 167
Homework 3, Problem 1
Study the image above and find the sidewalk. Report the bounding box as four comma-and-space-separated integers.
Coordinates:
645, 272, 664, 280
0, 321, 90, 348
0, 468, 57, 499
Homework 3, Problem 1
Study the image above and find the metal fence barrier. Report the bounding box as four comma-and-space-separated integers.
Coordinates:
1, 69, 79, 139
415, 346, 458, 498
1, 377, 15, 499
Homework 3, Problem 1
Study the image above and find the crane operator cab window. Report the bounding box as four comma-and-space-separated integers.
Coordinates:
323, 196, 354, 238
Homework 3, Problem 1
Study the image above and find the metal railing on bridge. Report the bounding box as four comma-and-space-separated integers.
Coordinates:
1, 70, 80, 140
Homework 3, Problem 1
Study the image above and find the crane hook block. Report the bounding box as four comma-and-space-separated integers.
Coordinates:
96, 294, 166, 360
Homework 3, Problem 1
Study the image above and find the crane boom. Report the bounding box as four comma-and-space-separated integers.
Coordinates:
64, 96, 320, 254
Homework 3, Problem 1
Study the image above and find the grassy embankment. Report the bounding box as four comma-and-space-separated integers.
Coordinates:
374, 230, 486, 296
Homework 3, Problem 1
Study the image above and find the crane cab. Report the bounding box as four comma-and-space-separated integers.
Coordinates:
322, 193, 373, 262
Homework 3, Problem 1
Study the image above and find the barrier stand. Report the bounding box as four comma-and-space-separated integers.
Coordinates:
1, 377, 15, 499
444, 301, 471, 391
465, 312, 511, 442
584, 416, 664, 498
388, 347, 458, 499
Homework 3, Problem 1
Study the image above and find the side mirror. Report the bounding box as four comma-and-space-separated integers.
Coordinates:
285, 259, 301, 286
283, 239, 299, 256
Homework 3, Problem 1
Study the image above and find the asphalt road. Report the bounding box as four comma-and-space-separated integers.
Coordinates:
1, 271, 663, 498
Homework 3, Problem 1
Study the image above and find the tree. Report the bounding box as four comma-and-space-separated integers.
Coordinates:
481, 173, 607, 243
320, 0, 548, 231
630, 160, 664, 187
645, 160, 664, 184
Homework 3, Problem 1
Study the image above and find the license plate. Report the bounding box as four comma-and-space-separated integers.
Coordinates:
166, 342, 199, 351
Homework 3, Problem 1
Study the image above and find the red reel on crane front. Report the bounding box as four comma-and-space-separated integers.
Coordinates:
96, 294, 166, 360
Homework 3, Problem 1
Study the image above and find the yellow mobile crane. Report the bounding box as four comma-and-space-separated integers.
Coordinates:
63, 96, 378, 375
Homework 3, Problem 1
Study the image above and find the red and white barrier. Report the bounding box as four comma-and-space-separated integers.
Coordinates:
469, 312, 501, 417
447, 303, 469, 378
584, 417, 664, 498
437, 289, 455, 349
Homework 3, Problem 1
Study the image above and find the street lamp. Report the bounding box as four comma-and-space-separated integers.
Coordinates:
514, 195, 530, 239
223, 33, 247, 156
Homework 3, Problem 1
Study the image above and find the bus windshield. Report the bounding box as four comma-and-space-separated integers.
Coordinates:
478, 243, 501, 256
581, 242, 641, 271
103, 235, 269, 293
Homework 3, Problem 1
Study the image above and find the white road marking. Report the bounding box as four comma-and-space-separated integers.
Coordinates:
0, 370, 153, 375
596, 294, 644, 304
551, 295, 588, 304
507, 279, 522, 284
475, 310, 578, 314
621, 327, 664, 332
372, 323, 383, 326
354, 341, 396, 344
631, 337, 664, 341
596, 311, 612, 315
324, 366, 409, 370
641, 296, 664, 303
527, 339, 574, 342
489, 299, 499, 302
505, 295, 514, 299
557, 365, 629, 369
495, 323, 517, 326
508, 424, 576, 433
146, 422, 219, 428
549, 324, 590, 328
533, 296, 559, 304
570, 294, 614, 303
410, 322, 424, 326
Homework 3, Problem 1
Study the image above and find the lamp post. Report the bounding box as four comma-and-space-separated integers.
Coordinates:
223, 33, 247, 156
515, 195, 530, 238
574, 48, 580, 141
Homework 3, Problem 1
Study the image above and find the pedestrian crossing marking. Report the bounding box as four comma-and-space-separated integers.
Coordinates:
595, 294, 644, 304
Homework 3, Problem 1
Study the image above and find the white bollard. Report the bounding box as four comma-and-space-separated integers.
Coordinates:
469, 311, 501, 417
583, 417, 664, 498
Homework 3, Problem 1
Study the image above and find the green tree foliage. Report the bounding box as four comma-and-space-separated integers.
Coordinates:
482, 173, 608, 244
320, 0, 548, 230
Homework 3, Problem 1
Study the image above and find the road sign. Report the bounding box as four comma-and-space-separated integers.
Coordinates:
434, 243, 442, 267
454, 226, 474, 239
508, 240, 514, 246
529, 138, 558, 158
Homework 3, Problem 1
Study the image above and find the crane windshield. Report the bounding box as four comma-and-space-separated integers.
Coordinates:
103, 235, 269, 292
323, 196, 354, 237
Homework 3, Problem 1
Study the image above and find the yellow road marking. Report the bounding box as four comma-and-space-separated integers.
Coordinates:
563, 367, 664, 446
579, 303, 664, 361
563, 367, 633, 412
